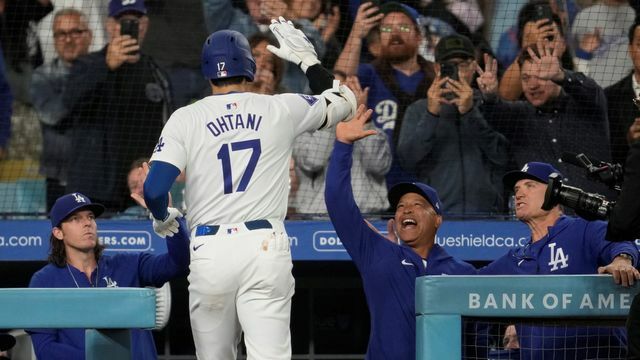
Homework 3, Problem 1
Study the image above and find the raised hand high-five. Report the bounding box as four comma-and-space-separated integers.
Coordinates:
528, 40, 564, 83
336, 104, 376, 144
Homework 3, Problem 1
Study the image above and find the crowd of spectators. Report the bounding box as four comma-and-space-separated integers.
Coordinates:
1, 0, 640, 219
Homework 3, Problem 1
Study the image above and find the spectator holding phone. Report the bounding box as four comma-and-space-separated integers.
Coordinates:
31, 8, 93, 211
480, 40, 613, 196
62, 0, 172, 213
334, 1, 435, 188
498, 1, 572, 101
397, 34, 508, 215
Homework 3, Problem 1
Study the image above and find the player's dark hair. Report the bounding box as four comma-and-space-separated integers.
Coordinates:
48, 233, 105, 267
210, 76, 247, 87
129, 157, 148, 172
629, 20, 640, 44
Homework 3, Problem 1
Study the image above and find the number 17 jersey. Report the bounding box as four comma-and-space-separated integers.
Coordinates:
150, 92, 326, 230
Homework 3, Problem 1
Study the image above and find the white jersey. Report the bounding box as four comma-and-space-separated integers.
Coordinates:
150, 92, 326, 229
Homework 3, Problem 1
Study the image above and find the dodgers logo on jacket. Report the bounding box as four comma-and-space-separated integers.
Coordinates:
548, 243, 569, 271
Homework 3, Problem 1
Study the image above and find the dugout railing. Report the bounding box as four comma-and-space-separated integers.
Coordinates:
0, 288, 157, 360
416, 275, 639, 359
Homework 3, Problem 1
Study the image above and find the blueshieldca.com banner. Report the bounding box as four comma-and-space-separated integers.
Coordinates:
1, 219, 631, 262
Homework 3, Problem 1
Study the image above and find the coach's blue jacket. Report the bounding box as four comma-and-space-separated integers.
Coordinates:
479, 216, 638, 359
325, 140, 476, 360
27, 218, 190, 360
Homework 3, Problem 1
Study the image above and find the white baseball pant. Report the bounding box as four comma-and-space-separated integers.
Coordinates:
188, 220, 294, 360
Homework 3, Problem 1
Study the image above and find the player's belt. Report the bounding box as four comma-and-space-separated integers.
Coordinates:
195, 220, 273, 237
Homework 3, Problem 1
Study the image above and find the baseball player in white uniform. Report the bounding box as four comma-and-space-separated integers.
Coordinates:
143, 18, 358, 360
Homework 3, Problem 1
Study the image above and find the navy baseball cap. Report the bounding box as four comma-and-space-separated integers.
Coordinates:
388, 182, 443, 215
503, 162, 563, 190
50, 193, 105, 228
379, 2, 421, 28
108, 0, 146, 18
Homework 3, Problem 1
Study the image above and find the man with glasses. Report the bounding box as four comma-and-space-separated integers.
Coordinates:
62, 0, 172, 213
479, 161, 639, 359
396, 34, 508, 215
31, 8, 93, 210
334, 1, 435, 188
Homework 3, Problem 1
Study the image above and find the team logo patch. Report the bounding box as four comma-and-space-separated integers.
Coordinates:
226, 102, 238, 110
217, 70, 228, 78
153, 137, 165, 153
102, 276, 118, 288
72, 193, 87, 203
298, 94, 319, 106
145, 83, 164, 103
227, 227, 239, 234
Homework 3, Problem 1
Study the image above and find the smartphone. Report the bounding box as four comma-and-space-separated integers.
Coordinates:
120, 18, 139, 55
533, 4, 554, 24
440, 62, 458, 81
440, 62, 458, 100
532, 4, 555, 41
120, 18, 139, 40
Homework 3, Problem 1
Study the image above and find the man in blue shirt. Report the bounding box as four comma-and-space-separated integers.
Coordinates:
479, 161, 640, 359
325, 105, 475, 360
334, 2, 436, 187
28, 192, 189, 360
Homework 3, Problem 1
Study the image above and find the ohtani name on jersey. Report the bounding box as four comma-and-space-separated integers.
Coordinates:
206, 113, 262, 137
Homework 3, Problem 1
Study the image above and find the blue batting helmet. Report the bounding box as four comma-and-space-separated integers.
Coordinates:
201, 30, 256, 82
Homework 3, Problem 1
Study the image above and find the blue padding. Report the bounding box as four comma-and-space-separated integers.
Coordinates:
416, 314, 461, 360
85, 329, 132, 360
0, 288, 156, 328
415, 275, 640, 318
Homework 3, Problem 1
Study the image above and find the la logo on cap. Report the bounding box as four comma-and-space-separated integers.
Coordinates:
72, 193, 87, 203
122, 0, 137, 5
521, 164, 529, 172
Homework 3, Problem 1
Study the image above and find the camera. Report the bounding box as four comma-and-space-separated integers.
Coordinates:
542, 173, 615, 220
541, 153, 624, 220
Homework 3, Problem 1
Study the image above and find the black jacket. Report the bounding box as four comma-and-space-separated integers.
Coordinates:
604, 73, 639, 166
63, 47, 171, 211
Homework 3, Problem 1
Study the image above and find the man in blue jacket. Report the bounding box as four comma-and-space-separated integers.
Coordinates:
479, 161, 640, 359
28, 192, 189, 360
324, 105, 476, 360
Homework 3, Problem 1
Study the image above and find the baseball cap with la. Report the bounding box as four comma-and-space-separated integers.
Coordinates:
388, 182, 443, 215
435, 34, 475, 63
50, 193, 105, 228
503, 162, 563, 190
379, 2, 421, 28
109, 0, 147, 18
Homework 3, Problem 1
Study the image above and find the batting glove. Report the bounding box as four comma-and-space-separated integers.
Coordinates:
267, 16, 320, 73
152, 207, 183, 238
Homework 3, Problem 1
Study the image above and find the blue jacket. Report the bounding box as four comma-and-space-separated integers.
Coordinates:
28, 218, 190, 360
479, 216, 638, 359
325, 140, 476, 360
